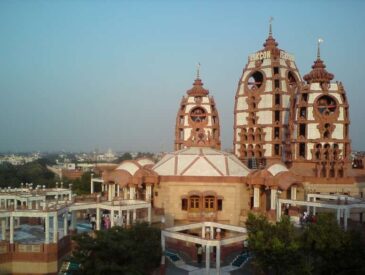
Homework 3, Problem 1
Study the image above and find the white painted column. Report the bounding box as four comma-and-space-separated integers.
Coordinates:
69, 192, 72, 201
313, 197, 317, 215
53, 215, 58, 243
45, 216, 50, 244
210, 226, 214, 239
253, 186, 260, 208
270, 188, 277, 210
130, 186, 136, 200
216, 244, 221, 274
133, 209, 137, 223
205, 245, 210, 274
90, 179, 94, 194
9, 216, 14, 244
71, 211, 77, 230
201, 226, 205, 238
63, 214, 68, 236
337, 208, 341, 225
276, 201, 282, 221
146, 185, 152, 201
117, 185, 120, 197
126, 210, 130, 226
147, 206, 152, 224
108, 185, 112, 201
111, 210, 115, 227
123, 187, 128, 200
291, 186, 297, 200
344, 208, 349, 231
96, 208, 101, 230
306, 196, 310, 213
1, 218, 6, 241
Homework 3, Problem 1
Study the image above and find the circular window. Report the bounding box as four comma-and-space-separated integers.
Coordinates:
190, 107, 207, 123
316, 95, 337, 116
247, 71, 264, 91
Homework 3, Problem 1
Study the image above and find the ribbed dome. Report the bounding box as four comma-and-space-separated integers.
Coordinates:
152, 147, 250, 177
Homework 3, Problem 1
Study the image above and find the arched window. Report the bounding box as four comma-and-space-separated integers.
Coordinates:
247, 71, 264, 90
204, 196, 215, 211
189, 196, 200, 210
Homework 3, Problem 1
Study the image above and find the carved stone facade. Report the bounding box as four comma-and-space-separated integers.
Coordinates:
291, 55, 351, 178
233, 29, 301, 168
175, 77, 221, 150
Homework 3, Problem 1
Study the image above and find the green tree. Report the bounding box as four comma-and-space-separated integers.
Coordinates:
246, 213, 306, 275
68, 172, 91, 195
72, 223, 161, 275
115, 152, 133, 163
302, 213, 365, 275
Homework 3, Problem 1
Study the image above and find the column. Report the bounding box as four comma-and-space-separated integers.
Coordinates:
146, 185, 152, 201
123, 187, 128, 200
96, 208, 101, 230
201, 226, 205, 238
70, 211, 77, 230
313, 197, 317, 215
253, 186, 260, 208
337, 208, 341, 225
130, 187, 135, 200
276, 200, 282, 221
1, 219, 6, 241
108, 185, 112, 201
53, 215, 58, 243
45, 216, 50, 244
291, 185, 297, 200
205, 245, 210, 274
344, 208, 349, 231
117, 185, 120, 197
133, 209, 137, 223
210, 226, 214, 240
111, 210, 115, 227
270, 188, 277, 210
63, 213, 68, 236
126, 210, 130, 226
147, 206, 152, 224
9, 216, 14, 244
161, 233, 166, 269
216, 244, 221, 275
90, 179, 94, 194
68, 191, 72, 201
306, 196, 310, 213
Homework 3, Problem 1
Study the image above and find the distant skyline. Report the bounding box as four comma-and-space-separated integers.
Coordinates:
1, 0, 365, 152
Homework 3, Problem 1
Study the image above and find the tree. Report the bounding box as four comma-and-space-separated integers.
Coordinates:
246, 213, 306, 275
72, 223, 161, 275
68, 172, 91, 195
302, 213, 365, 275
115, 153, 133, 163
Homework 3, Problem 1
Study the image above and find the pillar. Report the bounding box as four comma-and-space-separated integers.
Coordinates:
313, 197, 317, 215
253, 186, 260, 208
127, 210, 130, 226
130, 187, 135, 200
216, 244, 221, 274
70, 211, 77, 230
205, 245, 210, 274
123, 187, 128, 200
146, 185, 152, 201
108, 185, 112, 201
291, 185, 297, 201
53, 215, 58, 243
45, 216, 50, 244
117, 185, 120, 197
9, 216, 14, 244
63, 213, 68, 236
68, 191, 72, 201
96, 208, 101, 230
276, 200, 282, 221
1, 219, 6, 241
90, 179, 94, 194
111, 210, 115, 227
270, 188, 277, 210
210, 226, 214, 240
337, 208, 341, 225
344, 208, 349, 231
161, 233, 166, 269
147, 206, 152, 224
133, 209, 137, 223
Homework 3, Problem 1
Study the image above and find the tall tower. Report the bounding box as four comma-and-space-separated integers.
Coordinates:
290, 40, 351, 178
174, 69, 221, 150
233, 21, 302, 168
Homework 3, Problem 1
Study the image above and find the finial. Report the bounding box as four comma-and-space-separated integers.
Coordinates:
317, 38, 324, 59
269, 16, 274, 36
196, 62, 201, 79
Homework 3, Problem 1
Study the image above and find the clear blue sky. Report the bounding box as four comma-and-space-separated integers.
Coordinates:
0, 0, 364, 153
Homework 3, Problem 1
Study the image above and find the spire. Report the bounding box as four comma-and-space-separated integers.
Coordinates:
196, 62, 201, 79
269, 16, 274, 36
317, 38, 323, 59
303, 38, 334, 84
263, 16, 278, 50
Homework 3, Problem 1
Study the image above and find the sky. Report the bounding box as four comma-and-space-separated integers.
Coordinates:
0, 0, 365, 153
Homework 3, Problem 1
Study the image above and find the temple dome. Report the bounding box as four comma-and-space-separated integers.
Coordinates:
152, 147, 250, 177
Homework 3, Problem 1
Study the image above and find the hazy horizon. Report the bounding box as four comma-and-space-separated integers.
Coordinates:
1, 0, 365, 153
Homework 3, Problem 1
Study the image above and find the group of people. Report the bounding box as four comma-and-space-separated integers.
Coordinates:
300, 211, 317, 225
87, 212, 125, 230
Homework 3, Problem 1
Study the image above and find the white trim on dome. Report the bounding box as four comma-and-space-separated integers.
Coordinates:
267, 163, 289, 176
